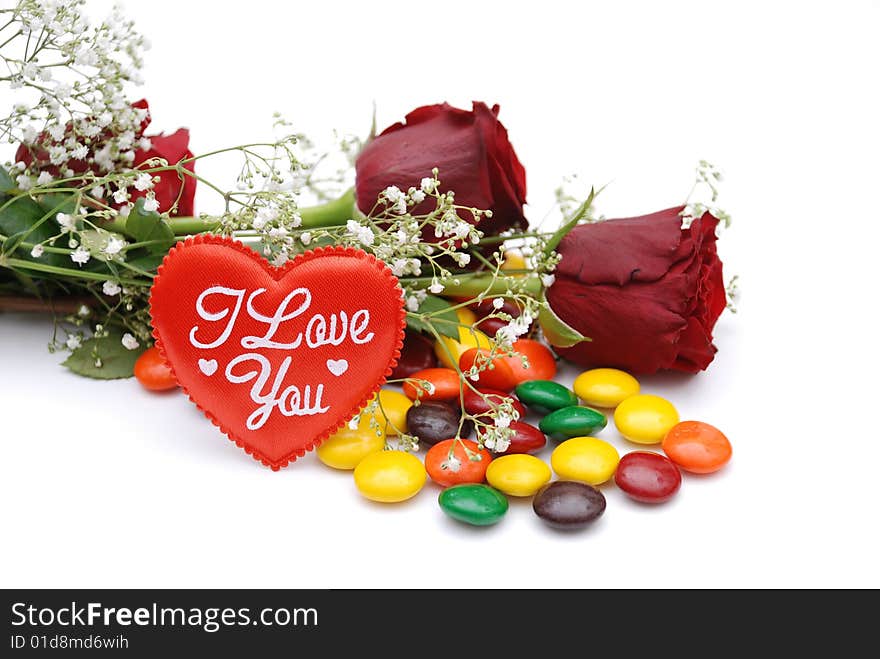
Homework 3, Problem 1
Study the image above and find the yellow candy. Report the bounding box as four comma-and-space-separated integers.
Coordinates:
501, 249, 527, 275
614, 394, 680, 444
572, 368, 640, 408
316, 422, 385, 470
485, 454, 551, 497
434, 308, 492, 369
550, 436, 620, 485
369, 390, 412, 436
354, 450, 427, 502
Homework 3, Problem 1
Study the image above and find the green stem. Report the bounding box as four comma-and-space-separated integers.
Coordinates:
299, 187, 356, 228
4, 257, 150, 287
403, 273, 543, 298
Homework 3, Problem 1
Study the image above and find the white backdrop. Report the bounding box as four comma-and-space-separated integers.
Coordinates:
1, 0, 878, 588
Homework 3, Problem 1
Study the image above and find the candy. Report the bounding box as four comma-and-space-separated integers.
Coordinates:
134, 346, 178, 391
459, 347, 518, 392
406, 401, 473, 447
485, 454, 551, 496
370, 389, 412, 436
514, 380, 578, 414
572, 368, 640, 408
614, 394, 679, 444
550, 436, 620, 485
391, 329, 438, 380
539, 405, 607, 442
438, 484, 509, 526
462, 387, 526, 419
662, 421, 732, 473
496, 421, 546, 455
316, 420, 385, 470
353, 450, 427, 502
533, 481, 606, 529
614, 451, 682, 503
434, 308, 494, 370
402, 367, 461, 402
508, 339, 557, 383
425, 439, 492, 487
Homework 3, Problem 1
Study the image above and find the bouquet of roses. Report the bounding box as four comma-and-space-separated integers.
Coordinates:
1, 1, 734, 522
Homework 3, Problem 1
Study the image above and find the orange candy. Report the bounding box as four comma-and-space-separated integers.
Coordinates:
425, 439, 493, 487
508, 338, 557, 383
402, 367, 462, 402
134, 346, 178, 392
662, 421, 732, 474
458, 347, 518, 392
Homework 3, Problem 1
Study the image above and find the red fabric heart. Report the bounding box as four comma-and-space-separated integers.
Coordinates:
149, 236, 406, 470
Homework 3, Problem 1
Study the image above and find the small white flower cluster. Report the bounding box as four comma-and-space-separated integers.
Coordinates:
345, 219, 375, 246
494, 310, 535, 347
2, 0, 151, 188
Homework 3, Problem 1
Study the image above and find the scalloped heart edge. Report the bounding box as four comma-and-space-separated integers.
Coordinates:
149, 234, 406, 471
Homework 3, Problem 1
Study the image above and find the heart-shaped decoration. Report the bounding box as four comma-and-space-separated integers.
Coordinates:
149, 236, 406, 470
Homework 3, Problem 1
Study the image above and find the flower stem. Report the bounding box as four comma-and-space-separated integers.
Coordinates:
404, 273, 543, 298
145, 187, 357, 237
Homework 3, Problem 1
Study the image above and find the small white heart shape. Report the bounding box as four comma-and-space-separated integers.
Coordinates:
326, 359, 349, 377
198, 358, 218, 376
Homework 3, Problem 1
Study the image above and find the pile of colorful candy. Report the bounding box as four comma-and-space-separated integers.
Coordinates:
310, 316, 732, 530
132, 302, 731, 530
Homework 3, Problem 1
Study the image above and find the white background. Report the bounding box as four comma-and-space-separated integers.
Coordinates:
2, 0, 879, 588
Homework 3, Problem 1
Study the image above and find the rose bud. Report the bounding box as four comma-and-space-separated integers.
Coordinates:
355, 102, 528, 237
546, 207, 727, 374
128, 128, 196, 216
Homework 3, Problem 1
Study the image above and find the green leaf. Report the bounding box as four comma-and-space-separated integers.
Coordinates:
62, 330, 146, 379
543, 187, 596, 258
0, 194, 67, 267
0, 167, 15, 194
538, 293, 591, 348
125, 198, 175, 254
126, 252, 165, 273
406, 294, 461, 340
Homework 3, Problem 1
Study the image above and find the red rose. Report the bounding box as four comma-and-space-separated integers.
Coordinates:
355, 102, 527, 236
130, 128, 196, 216
546, 207, 727, 374
15, 99, 195, 216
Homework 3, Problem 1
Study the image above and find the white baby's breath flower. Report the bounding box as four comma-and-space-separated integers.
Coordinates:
70, 143, 88, 160
121, 333, 140, 350
429, 280, 445, 294
142, 197, 159, 212
300, 232, 312, 245
30, 244, 45, 258
70, 245, 90, 265
420, 177, 436, 194
91, 185, 105, 199
134, 172, 153, 191
56, 213, 75, 233
409, 189, 426, 205
493, 297, 505, 310
103, 236, 126, 256
112, 188, 129, 204
442, 456, 462, 473
36, 171, 54, 186
15, 174, 33, 191
102, 281, 122, 296
405, 296, 421, 312
77, 305, 91, 318
66, 335, 82, 351
541, 274, 556, 287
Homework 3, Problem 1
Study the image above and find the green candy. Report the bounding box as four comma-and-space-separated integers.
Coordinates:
539, 405, 608, 442
515, 380, 578, 414
438, 484, 509, 526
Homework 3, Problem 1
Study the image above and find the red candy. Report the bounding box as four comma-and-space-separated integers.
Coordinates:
402, 368, 462, 402
134, 346, 178, 392
496, 421, 546, 455
459, 348, 518, 392
614, 451, 682, 503
391, 329, 438, 380
462, 387, 527, 419
508, 339, 557, 384
425, 439, 493, 487
662, 421, 732, 474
